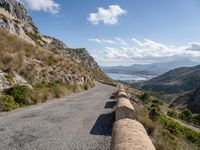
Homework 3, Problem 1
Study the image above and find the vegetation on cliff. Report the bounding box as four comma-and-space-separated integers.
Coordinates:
0, 29, 96, 111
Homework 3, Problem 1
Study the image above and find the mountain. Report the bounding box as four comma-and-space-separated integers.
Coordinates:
0, 0, 111, 92
171, 87, 200, 113
102, 59, 199, 75
141, 65, 200, 94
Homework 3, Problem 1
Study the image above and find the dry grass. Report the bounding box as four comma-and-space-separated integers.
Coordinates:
30, 82, 94, 104
0, 29, 96, 110
0, 29, 93, 85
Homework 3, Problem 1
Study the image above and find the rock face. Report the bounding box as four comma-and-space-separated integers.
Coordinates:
0, 29, 94, 91
0, 0, 38, 43
0, 0, 108, 91
0, 0, 102, 72
0, 0, 109, 91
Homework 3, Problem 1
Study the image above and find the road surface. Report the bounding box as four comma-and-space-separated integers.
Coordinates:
0, 82, 116, 150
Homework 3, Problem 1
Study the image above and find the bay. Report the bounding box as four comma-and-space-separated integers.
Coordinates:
106, 72, 154, 81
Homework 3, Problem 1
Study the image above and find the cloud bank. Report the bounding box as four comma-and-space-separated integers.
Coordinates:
88, 5, 126, 25
89, 37, 200, 64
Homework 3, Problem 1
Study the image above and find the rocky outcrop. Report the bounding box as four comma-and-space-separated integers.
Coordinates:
0, 29, 94, 91
0, 69, 29, 91
0, 0, 103, 73
0, 0, 38, 43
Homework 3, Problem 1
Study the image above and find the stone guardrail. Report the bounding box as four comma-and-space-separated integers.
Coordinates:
111, 85, 156, 150
97, 80, 117, 87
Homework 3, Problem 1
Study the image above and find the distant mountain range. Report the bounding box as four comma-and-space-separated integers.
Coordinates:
102, 59, 200, 76
141, 65, 200, 94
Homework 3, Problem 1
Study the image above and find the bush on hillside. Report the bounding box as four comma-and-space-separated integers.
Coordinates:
192, 115, 200, 125
179, 109, 193, 122
159, 114, 200, 148
5, 85, 32, 105
139, 92, 151, 104
167, 110, 179, 118
0, 95, 19, 111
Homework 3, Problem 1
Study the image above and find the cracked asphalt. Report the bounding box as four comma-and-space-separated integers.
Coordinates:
0, 82, 116, 150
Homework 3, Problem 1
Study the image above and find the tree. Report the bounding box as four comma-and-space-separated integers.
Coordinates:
149, 108, 160, 121
179, 109, 192, 122
139, 92, 151, 104
167, 110, 178, 118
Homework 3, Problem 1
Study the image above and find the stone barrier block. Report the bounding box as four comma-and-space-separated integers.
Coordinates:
111, 119, 156, 150
116, 97, 135, 121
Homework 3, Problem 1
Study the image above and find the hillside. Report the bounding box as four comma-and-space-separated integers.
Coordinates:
102, 59, 199, 76
171, 87, 200, 113
0, 0, 110, 84
0, 0, 112, 111
141, 65, 200, 94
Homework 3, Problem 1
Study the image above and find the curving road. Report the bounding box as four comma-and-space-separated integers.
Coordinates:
0, 82, 116, 150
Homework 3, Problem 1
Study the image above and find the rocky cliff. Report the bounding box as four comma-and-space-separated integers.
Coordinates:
0, 0, 103, 72
0, 0, 111, 92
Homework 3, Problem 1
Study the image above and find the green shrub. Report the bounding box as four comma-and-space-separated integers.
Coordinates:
5, 85, 32, 105
0, 95, 19, 111
139, 92, 151, 104
192, 115, 200, 125
179, 109, 193, 122
5, 73, 14, 85
167, 110, 179, 118
149, 108, 160, 121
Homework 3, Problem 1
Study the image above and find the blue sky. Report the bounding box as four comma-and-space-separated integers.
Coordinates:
20, 0, 200, 66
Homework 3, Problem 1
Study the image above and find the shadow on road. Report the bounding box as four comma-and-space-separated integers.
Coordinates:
90, 112, 115, 136
104, 101, 116, 109
110, 95, 115, 99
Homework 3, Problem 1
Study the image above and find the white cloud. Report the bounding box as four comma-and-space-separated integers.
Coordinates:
102, 39, 116, 44
88, 5, 126, 25
19, 0, 60, 14
89, 38, 116, 44
89, 37, 128, 45
185, 42, 200, 51
115, 37, 128, 46
132, 38, 144, 46
89, 38, 102, 43
103, 39, 200, 61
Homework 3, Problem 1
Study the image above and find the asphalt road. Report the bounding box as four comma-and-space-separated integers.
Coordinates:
0, 82, 116, 150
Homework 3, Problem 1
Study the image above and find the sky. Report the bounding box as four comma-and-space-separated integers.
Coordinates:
19, 0, 200, 66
